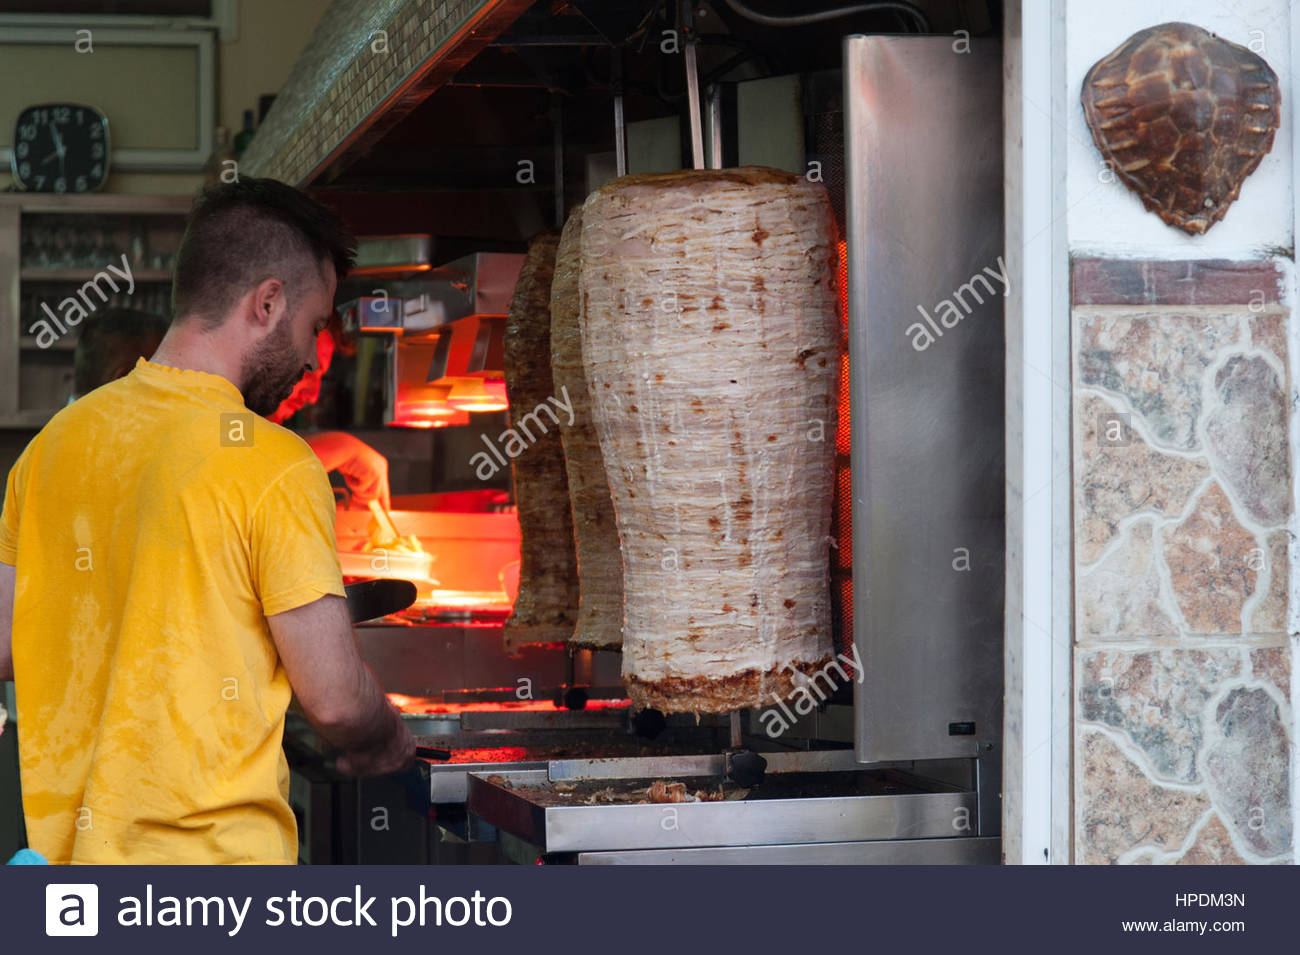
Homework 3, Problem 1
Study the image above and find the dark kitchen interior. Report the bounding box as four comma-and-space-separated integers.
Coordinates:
0, 0, 1006, 867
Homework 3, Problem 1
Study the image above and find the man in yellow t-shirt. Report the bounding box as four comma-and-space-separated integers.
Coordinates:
0, 177, 414, 864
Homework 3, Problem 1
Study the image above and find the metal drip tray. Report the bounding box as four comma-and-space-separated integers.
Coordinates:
418, 729, 733, 803
467, 752, 976, 854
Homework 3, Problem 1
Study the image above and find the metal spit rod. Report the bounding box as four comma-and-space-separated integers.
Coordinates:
612, 48, 627, 177
551, 94, 565, 227
681, 1, 706, 170
707, 83, 724, 169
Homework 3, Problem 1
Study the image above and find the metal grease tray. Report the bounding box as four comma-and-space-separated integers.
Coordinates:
418, 729, 733, 803
467, 752, 975, 853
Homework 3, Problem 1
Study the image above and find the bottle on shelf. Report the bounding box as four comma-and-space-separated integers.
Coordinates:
233, 110, 256, 158
203, 127, 236, 188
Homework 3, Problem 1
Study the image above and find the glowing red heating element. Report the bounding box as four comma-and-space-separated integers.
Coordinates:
834, 240, 852, 655
386, 695, 631, 715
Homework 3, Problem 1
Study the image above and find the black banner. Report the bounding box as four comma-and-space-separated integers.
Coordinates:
0, 864, 1292, 952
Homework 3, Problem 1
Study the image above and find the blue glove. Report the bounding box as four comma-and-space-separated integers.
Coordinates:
6, 849, 48, 865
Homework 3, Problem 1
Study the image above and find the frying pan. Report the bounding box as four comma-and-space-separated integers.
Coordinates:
344, 578, 418, 623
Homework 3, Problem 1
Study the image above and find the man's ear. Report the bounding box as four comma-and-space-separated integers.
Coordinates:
249, 277, 287, 329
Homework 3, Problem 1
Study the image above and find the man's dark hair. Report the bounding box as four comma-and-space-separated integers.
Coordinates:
74, 307, 171, 396
171, 177, 356, 328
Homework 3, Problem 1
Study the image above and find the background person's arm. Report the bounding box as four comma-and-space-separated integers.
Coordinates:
0, 562, 13, 681
268, 592, 413, 776
303, 431, 391, 510
0, 445, 29, 684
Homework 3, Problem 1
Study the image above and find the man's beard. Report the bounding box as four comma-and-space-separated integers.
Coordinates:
241, 316, 309, 417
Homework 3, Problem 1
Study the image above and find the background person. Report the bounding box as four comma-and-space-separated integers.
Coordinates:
71, 307, 171, 401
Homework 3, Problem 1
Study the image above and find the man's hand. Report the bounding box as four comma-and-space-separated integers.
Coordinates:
336, 703, 415, 776
303, 431, 391, 510
268, 593, 413, 777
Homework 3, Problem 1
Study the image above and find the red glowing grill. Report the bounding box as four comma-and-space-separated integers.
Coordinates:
833, 240, 853, 659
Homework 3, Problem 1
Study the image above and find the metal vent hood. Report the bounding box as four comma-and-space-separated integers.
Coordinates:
339, 252, 523, 427
402, 252, 524, 335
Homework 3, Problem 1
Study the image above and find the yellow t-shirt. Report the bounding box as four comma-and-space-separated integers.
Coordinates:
0, 358, 345, 864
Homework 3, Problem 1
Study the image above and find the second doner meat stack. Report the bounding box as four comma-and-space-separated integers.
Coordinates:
579, 167, 840, 714
551, 207, 624, 650
502, 232, 578, 651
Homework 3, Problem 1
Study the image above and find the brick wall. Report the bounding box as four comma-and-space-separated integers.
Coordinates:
240, 0, 516, 186
1071, 258, 1293, 863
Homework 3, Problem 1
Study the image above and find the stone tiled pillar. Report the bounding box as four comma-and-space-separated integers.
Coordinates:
1072, 259, 1293, 864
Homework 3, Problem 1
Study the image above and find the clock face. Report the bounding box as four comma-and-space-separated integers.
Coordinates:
11, 103, 110, 193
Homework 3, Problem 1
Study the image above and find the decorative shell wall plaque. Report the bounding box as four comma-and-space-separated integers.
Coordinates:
1081, 22, 1280, 235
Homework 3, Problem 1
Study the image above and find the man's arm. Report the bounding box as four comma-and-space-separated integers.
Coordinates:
0, 561, 14, 681
267, 593, 413, 776
302, 431, 391, 510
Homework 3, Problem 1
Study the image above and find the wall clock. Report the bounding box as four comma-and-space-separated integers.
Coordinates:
11, 102, 110, 193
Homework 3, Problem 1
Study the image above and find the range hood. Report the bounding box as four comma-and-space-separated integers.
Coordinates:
339, 252, 523, 427
401, 252, 523, 334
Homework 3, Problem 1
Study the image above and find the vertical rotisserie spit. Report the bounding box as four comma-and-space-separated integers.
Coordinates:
579, 167, 840, 713
502, 232, 579, 651
551, 206, 625, 650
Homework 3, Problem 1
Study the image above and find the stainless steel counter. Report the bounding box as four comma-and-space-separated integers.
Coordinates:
466, 750, 995, 864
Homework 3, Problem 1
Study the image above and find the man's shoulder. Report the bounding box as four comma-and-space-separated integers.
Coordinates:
142, 399, 325, 491
221, 416, 324, 482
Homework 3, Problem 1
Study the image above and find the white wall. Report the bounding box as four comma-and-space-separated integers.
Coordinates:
1063, 0, 1298, 865
1066, 0, 1292, 258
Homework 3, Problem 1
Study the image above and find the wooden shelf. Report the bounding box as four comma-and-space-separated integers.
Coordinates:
0, 193, 193, 215
19, 336, 76, 352
20, 268, 173, 282
0, 193, 189, 424
0, 409, 58, 430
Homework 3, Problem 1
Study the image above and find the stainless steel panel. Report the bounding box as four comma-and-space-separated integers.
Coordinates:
355, 624, 568, 697
544, 749, 915, 782
458, 709, 626, 731
468, 768, 976, 852
547, 754, 727, 780
351, 234, 433, 274
845, 36, 1004, 762
399, 252, 524, 332
577, 836, 1001, 865
428, 760, 550, 804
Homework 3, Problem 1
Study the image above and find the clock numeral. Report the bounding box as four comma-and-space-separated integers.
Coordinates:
53, 107, 71, 123
75, 175, 88, 192
33, 175, 45, 189
88, 124, 103, 140
90, 163, 103, 178
76, 109, 85, 125
15, 142, 28, 159
91, 142, 104, 159
17, 161, 31, 179
18, 123, 36, 141
54, 177, 67, 193
34, 109, 48, 124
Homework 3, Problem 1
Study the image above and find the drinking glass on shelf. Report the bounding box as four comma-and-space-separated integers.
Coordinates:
23, 219, 51, 268
71, 218, 96, 267
130, 219, 148, 269
20, 229, 36, 269
51, 223, 76, 268
93, 219, 115, 266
